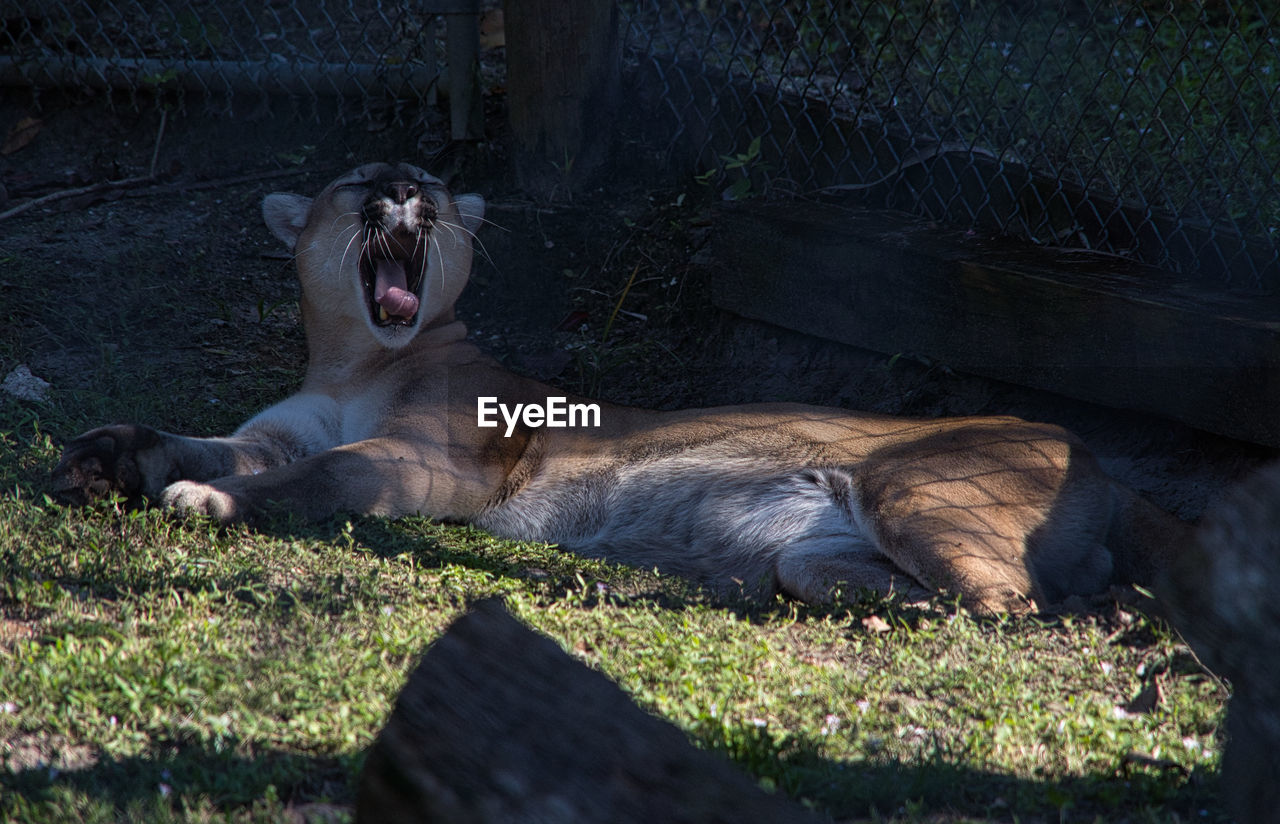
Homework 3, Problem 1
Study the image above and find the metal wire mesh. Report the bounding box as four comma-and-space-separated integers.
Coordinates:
621, 0, 1280, 290
4, 1, 1277, 288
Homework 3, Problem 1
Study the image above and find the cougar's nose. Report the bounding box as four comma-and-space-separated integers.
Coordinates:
384, 180, 418, 204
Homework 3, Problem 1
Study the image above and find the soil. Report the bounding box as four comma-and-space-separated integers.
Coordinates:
0, 89, 1273, 524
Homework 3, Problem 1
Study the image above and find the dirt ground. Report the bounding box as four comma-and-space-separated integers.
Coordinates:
0, 90, 1274, 524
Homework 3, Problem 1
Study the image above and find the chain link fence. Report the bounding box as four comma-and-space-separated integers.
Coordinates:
3, 1, 1278, 289
621, 0, 1280, 291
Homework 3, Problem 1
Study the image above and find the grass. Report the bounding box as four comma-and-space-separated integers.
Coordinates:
0, 156, 1233, 822
0, 401, 1232, 822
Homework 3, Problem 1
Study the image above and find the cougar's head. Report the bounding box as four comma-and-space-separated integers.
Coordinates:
261, 162, 485, 349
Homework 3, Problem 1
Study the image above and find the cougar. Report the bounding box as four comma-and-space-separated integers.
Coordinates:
52, 162, 1190, 613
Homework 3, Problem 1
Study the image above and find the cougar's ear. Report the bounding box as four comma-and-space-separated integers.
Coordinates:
453, 193, 485, 237
262, 193, 313, 252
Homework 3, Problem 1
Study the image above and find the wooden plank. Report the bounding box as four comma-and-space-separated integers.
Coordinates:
709, 201, 1280, 447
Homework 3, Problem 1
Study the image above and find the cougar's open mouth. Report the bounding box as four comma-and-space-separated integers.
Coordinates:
359, 227, 428, 327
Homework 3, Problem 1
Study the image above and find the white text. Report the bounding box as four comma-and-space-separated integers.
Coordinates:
477, 396, 602, 437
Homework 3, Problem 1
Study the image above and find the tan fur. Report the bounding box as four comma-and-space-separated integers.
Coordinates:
52, 163, 1191, 613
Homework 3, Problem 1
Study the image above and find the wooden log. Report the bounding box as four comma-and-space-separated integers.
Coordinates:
504, 0, 620, 198
708, 200, 1280, 447
356, 599, 821, 824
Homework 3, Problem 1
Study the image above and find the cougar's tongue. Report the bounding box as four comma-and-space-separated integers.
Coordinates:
373, 258, 420, 319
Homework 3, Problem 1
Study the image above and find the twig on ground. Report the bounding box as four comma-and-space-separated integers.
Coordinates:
0, 175, 157, 222
808, 143, 999, 195
126, 167, 315, 198
149, 108, 168, 179
0, 166, 316, 223
0, 107, 176, 223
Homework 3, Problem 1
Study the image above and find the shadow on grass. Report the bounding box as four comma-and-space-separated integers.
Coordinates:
1, 505, 1226, 820
0, 738, 1224, 822
716, 738, 1224, 821
1, 746, 355, 817
279, 513, 720, 607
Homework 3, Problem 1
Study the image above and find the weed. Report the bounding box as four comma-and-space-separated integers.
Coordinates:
700, 135, 773, 201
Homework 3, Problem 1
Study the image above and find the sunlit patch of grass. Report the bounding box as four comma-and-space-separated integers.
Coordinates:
0, 374, 1230, 823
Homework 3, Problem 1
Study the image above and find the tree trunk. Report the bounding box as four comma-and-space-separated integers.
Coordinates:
503, 0, 620, 199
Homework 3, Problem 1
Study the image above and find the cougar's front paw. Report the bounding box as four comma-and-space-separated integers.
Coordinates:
161, 480, 246, 524
51, 424, 162, 506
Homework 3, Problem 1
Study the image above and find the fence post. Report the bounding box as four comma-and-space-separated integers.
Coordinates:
438, 0, 484, 141
504, 0, 620, 198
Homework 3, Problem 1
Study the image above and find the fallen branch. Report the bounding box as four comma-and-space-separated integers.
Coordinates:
0, 166, 318, 223
148, 108, 168, 178
808, 142, 999, 195
123, 166, 317, 197
0, 174, 157, 222
0, 106, 172, 223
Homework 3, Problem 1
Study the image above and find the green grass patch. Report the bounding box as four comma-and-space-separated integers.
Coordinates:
0, 399, 1230, 822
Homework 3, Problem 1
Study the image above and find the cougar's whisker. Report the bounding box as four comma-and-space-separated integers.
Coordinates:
428, 231, 445, 296
338, 225, 363, 275
414, 226, 428, 289
438, 217, 494, 267
323, 211, 363, 261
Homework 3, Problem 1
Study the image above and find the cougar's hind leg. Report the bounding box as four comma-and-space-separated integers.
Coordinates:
853, 495, 1044, 614
774, 534, 934, 605
760, 466, 933, 605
